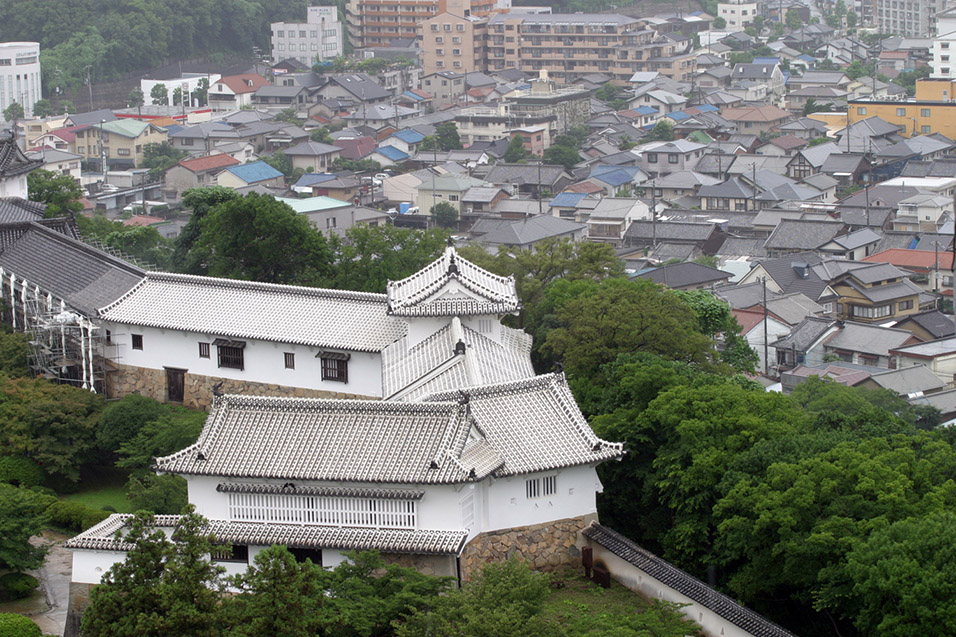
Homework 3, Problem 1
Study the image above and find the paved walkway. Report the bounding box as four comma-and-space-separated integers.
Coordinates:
27, 531, 71, 637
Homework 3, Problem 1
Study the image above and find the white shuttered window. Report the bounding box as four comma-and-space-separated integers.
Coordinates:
228, 492, 417, 529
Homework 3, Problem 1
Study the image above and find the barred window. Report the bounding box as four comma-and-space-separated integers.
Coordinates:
211, 544, 248, 563
318, 351, 349, 383
132, 334, 143, 350
215, 339, 245, 370
526, 475, 557, 499
284, 352, 295, 369
198, 342, 210, 358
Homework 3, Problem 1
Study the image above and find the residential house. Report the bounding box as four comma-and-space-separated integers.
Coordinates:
893, 309, 956, 342
422, 71, 467, 108
208, 74, 271, 111
73, 120, 167, 170
893, 193, 953, 232
777, 117, 831, 141
216, 162, 285, 189
251, 85, 319, 115
370, 145, 411, 167
823, 322, 921, 369
461, 186, 510, 214
482, 164, 572, 199
633, 262, 732, 289
623, 220, 724, 254
817, 228, 882, 260
786, 142, 842, 179
284, 141, 343, 172
762, 219, 846, 258
26, 149, 82, 182
638, 140, 706, 176
473, 215, 588, 253
787, 71, 851, 92
719, 105, 793, 136
317, 74, 392, 105
164, 154, 241, 200
731, 63, 785, 96
770, 316, 841, 372
416, 173, 489, 214
586, 198, 650, 245
698, 177, 756, 211
862, 248, 955, 293
733, 306, 793, 374
891, 338, 956, 386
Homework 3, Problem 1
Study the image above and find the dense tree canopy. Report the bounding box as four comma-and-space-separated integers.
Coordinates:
27, 169, 84, 218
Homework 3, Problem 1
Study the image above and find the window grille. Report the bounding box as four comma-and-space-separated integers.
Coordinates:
199, 342, 210, 358
527, 475, 557, 499
228, 492, 417, 529
318, 351, 349, 382
284, 352, 295, 369
215, 339, 245, 370
132, 334, 143, 350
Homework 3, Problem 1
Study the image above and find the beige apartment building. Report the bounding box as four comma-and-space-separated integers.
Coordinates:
347, 0, 502, 48
485, 13, 696, 84
72, 120, 167, 170
421, 12, 488, 75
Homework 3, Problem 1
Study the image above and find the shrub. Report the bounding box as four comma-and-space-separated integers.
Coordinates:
0, 573, 39, 601
45, 500, 110, 531
0, 457, 44, 488
0, 613, 40, 637
97, 394, 166, 454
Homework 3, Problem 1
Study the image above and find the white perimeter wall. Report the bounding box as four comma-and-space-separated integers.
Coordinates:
106, 323, 383, 398
483, 465, 602, 533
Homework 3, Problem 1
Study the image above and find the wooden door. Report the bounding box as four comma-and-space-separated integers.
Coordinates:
165, 367, 186, 403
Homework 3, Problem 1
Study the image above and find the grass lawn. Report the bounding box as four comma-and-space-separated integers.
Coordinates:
61, 467, 132, 513
540, 567, 699, 634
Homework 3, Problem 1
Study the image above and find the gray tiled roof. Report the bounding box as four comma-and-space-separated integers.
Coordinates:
386, 247, 520, 317
715, 281, 784, 309
625, 220, 716, 242
0, 136, 43, 178
0, 198, 47, 224
634, 262, 732, 288
772, 316, 838, 351
756, 252, 831, 300
156, 373, 622, 483
582, 524, 798, 637
824, 322, 915, 357
484, 164, 569, 187
64, 513, 468, 555
479, 215, 585, 247
0, 222, 144, 316
763, 219, 844, 251
896, 310, 956, 340
868, 365, 945, 395
100, 273, 404, 353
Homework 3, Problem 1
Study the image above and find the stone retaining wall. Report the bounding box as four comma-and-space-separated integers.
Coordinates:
106, 363, 370, 410
382, 552, 459, 578
459, 514, 596, 581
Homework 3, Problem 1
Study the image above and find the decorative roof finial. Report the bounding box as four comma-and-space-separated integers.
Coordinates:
212, 381, 224, 397
446, 235, 455, 247
454, 339, 466, 356
458, 390, 470, 405
447, 252, 459, 275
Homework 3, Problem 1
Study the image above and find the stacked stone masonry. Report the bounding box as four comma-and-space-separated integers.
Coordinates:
459, 514, 597, 581
106, 363, 368, 410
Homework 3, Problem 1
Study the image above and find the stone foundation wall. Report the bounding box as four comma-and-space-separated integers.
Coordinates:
381, 552, 459, 578
459, 514, 596, 581
106, 363, 371, 410
64, 582, 95, 637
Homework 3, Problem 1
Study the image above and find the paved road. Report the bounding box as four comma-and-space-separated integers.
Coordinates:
28, 532, 72, 637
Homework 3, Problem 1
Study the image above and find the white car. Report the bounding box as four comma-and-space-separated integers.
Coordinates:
374, 173, 389, 182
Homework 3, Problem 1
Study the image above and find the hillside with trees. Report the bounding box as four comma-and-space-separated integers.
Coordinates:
0, 0, 330, 97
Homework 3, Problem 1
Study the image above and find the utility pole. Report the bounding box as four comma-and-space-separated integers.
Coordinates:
537, 159, 542, 216
100, 119, 107, 184
763, 276, 769, 376
750, 162, 757, 211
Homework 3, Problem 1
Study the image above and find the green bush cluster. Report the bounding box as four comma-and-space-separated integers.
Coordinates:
0, 613, 40, 637
0, 457, 44, 488
0, 573, 39, 601
44, 500, 109, 532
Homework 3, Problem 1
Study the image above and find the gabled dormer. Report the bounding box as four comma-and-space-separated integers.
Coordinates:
386, 246, 520, 347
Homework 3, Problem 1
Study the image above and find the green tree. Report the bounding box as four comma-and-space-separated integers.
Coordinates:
59, 100, 75, 115
32, 99, 54, 118
542, 278, 716, 377
150, 83, 169, 106
541, 145, 579, 171
846, 9, 858, 27
126, 474, 187, 515
504, 135, 528, 163
435, 121, 463, 151
646, 120, 675, 142
96, 394, 167, 455
802, 97, 834, 115
141, 142, 186, 180
82, 508, 226, 637
674, 289, 757, 373
173, 187, 241, 274
324, 225, 450, 293
193, 78, 209, 107
713, 16, 726, 28
398, 559, 549, 637
116, 408, 205, 473
275, 107, 301, 125
27, 168, 84, 217
786, 8, 803, 30
188, 193, 333, 285
310, 127, 334, 144
595, 82, 620, 103
431, 201, 459, 228
2, 102, 24, 122
127, 87, 145, 109
0, 612, 41, 636
263, 150, 294, 178
0, 484, 48, 573
0, 331, 31, 378
0, 374, 102, 482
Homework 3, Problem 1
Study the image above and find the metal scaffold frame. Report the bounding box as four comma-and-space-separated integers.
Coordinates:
1, 268, 106, 393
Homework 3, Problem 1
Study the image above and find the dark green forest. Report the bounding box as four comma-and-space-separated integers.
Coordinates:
0, 0, 333, 95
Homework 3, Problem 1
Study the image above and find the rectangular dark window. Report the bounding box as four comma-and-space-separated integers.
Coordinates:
288, 547, 322, 564
199, 342, 210, 358
214, 339, 246, 370
284, 352, 295, 369
211, 544, 249, 563
132, 334, 143, 350
318, 351, 350, 383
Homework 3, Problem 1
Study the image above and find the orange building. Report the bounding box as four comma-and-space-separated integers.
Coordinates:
848, 78, 956, 138
347, 0, 502, 49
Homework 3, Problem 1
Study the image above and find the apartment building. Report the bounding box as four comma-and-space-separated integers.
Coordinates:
72, 120, 167, 171
717, 0, 757, 28
421, 12, 489, 75
271, 6, 344, 67
877, 0, 956, 37
454, 102, 555, 146
0, 42, 41, 118
932, 7, 956, 78
347, 0, 505, 49
849, 78, 956, 138
484, 13, 696, 84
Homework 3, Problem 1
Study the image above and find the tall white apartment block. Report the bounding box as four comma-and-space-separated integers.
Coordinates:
0, 42, 41, 119
271, 6, 344, 67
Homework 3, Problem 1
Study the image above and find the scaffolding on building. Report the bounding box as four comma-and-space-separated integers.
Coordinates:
2, 269, 110, 393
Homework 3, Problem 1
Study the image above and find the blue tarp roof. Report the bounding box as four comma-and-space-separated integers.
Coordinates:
224, 161, 283, 184
401, 90, 426, 101
667, 111, 691, 121
753, 57, 780, 64
374, 145, 410, 161
592, 169, 634, 187
695, 104, 719, 112
633, 106, 659, 115
550, 192, 588, 208
797, 54, 817, 62
391, 129, 425, 143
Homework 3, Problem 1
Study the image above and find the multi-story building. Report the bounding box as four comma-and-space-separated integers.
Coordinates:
0, 42, 41, 118
347, 0, 506, 49
271, 6, 344, 67
849, 78, 956, 138
932, 7, 956, 78
421, 12, 489, 75
72, 120, 168, 170
877, 0, 955, 37
717, 0, 757, 28
485, 13, 696, 84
